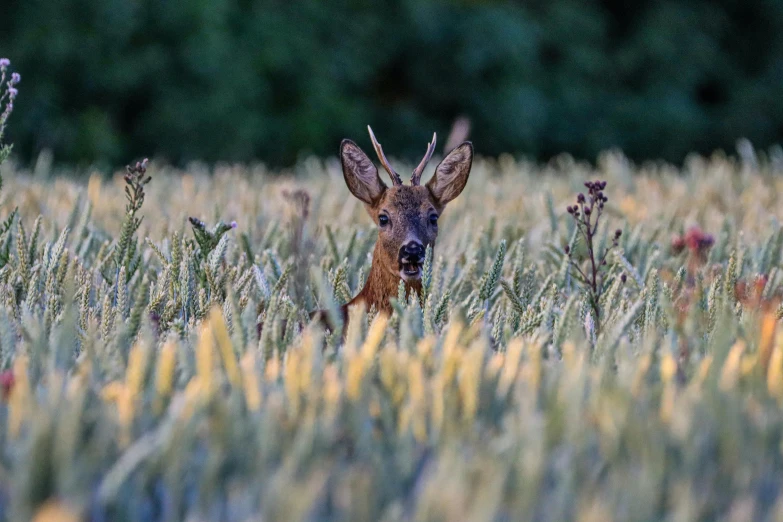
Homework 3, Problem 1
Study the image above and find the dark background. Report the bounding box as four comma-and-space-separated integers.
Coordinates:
1, 0, 782, 168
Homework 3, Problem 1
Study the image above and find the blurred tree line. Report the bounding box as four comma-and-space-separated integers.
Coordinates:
1, 0, 781, 168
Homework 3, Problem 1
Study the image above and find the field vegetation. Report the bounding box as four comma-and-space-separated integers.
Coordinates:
2, 59, 783, 521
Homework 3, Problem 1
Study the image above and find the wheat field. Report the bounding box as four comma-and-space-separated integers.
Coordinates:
1, 145, 783, 521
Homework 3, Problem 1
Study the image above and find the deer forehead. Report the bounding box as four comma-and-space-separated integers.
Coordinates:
378, 186, 435, 215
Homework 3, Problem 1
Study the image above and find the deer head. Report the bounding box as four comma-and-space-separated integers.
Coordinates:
339, 126, 473, 313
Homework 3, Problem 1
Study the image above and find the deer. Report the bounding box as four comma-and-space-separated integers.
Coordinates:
313, 126, 473, 331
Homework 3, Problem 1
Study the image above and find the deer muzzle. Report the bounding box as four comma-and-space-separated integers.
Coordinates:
399, 241, 426, 280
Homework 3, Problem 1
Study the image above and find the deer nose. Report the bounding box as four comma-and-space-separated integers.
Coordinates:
400, 241, 425, 261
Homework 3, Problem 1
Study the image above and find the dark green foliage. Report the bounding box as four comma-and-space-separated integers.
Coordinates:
187, 217, 236, 289
0, 217, 14, 268
0, 145, 10, 166
1, 0, 783, 167
188, 218, 235, 261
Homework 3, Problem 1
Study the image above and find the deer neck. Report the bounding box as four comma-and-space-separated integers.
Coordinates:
349, 243, 421, 314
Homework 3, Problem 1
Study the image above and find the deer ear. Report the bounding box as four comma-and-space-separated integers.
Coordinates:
427, 142, 473, 207
341, 139, 387, 205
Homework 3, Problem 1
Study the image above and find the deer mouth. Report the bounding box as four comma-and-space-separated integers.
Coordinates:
399, 260, 423, 280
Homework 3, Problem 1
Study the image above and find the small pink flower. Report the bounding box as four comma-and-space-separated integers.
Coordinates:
0, 58, 9, 68
7, 87, 17, 99
0, 370, 14, 400
230, 221, 238, 229
10, 73, 20, 84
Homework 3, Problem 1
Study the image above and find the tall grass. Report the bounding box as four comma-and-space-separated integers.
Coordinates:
1, 142, 783, 520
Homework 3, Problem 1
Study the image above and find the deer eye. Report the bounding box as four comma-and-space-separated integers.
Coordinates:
379, 214, 389, 227
429, 213, 439, 226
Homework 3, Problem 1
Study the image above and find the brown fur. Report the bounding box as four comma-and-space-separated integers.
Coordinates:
347, 240, 423, 315
313, 132, 473, 332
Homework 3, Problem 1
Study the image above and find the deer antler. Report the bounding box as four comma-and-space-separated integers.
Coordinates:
411, 132, 437, 186
368, 126, 402, 186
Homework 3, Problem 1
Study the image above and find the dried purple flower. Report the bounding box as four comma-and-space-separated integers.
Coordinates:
565, 178, 620, 335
